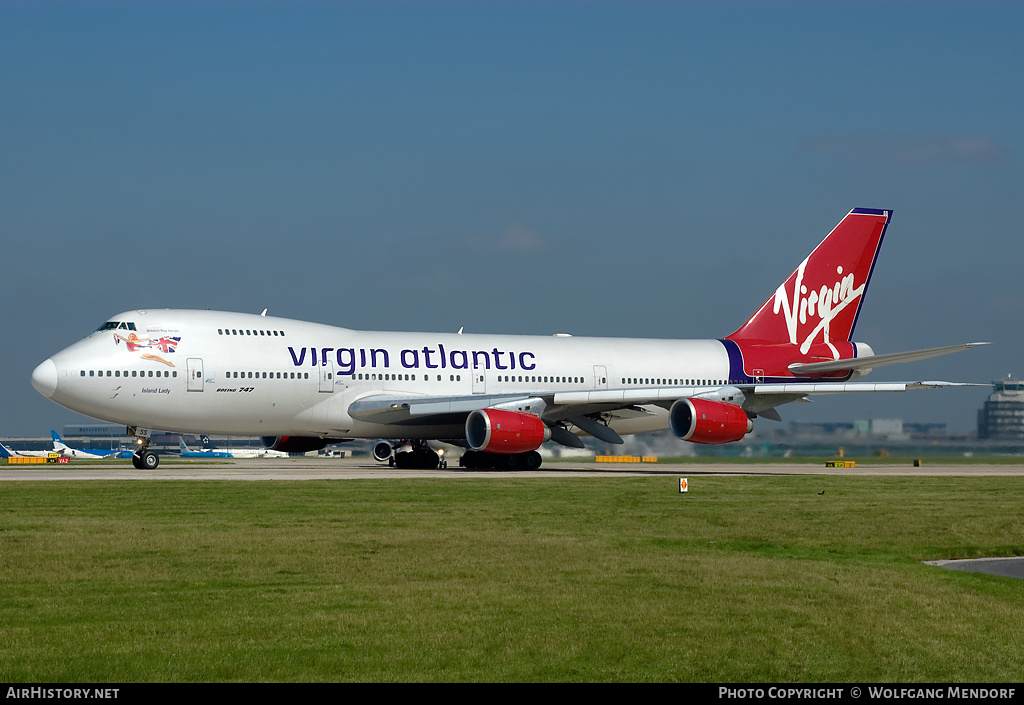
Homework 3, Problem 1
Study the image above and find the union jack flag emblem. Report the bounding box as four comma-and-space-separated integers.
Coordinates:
152, 336, 181, 353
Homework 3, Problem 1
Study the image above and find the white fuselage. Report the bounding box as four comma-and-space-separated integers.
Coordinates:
35, 309, 735, 441
53, 445, 111, 460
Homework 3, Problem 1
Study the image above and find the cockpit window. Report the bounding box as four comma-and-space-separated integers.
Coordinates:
96, 321, 137, 332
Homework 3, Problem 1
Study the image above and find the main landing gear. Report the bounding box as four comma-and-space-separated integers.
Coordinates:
127, 426, 160, 470
377, 440, 446, 470
459, 450, 542, 470
374, 441, 543, 470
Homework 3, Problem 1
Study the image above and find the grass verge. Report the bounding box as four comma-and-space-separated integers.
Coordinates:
1, 477, 1022, 682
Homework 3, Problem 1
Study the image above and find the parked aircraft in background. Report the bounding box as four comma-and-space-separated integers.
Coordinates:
178, 438, 231, 458
1, 434, 125, 459
31, 208, 984, 470
178, 437, 290, 459
50, 431, 131, 459
0, 442, 56, 459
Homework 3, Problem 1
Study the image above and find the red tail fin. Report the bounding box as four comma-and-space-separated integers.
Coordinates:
727, 208, 891, 357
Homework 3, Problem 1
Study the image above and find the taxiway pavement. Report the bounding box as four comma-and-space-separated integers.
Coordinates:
2, 456, 1024, 481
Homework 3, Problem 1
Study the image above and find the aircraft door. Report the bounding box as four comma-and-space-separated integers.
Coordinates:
593, 365, 608, 390
472, 361, 486, 394
319, 361, 335, 393
187, 358, 204, 392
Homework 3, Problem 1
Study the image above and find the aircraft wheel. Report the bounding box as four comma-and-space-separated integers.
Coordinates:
523, 451, 542, 470
134, 450, 159, 470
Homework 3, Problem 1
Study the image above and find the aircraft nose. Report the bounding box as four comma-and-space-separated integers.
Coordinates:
32, 359, 58, 398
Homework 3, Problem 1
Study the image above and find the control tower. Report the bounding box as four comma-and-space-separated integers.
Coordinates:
977, 376, 1024, 440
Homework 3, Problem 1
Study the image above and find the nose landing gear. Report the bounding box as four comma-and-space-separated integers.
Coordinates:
132, 448, 160, 470
127, 426, 160, 470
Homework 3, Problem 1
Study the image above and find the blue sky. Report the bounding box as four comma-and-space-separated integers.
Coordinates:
3, 1, 1021, 436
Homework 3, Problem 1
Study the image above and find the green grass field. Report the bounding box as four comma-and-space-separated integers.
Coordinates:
1, 477, 1022, 682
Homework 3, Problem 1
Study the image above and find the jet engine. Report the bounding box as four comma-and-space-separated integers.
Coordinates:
668, 398, 753, 445
465, 409, 551, 454
372, 441, 393, 462
260, 436, 331, 453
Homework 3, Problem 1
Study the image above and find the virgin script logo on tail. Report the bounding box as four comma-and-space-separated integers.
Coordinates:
772, 258, 864, 357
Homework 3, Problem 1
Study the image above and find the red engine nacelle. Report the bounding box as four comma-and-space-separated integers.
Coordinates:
668, 398, 753, 445
260, 436, 330, 453
465, 409, 551, 454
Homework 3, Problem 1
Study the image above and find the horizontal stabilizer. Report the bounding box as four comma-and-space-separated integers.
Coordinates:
787, 342, 988, 376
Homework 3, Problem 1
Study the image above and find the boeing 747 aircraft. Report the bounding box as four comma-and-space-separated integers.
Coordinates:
31, 209, 983, 470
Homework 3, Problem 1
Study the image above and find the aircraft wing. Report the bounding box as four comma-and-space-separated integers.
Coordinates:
738, 380, 974, 414
348, 393, 544, 426
750, 380, 972, 394
348, 382, 970, 420
349, 385, 749, 427
787, 342, 987, 376
347, 379, 974, 444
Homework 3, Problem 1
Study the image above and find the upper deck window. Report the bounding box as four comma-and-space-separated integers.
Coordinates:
96, 321, 137, 332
